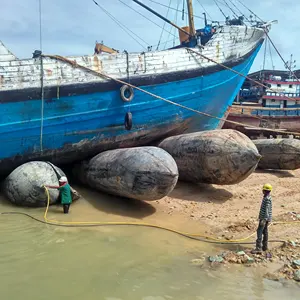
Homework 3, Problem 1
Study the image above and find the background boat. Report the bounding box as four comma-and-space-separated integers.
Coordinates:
0, 0, 270, 176
223, 66, 300, 137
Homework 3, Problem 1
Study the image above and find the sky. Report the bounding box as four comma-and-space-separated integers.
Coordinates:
0, 0, 298, 72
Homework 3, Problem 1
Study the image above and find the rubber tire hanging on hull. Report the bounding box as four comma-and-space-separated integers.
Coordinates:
125, 112, 133, 130
120, 85, 134, 102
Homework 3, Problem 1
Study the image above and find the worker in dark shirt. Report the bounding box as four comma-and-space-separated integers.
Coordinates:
251, 183, 273, 254
45, 176, 72, 214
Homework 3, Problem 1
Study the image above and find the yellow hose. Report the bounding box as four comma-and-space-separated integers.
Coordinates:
42, 186, 300, 244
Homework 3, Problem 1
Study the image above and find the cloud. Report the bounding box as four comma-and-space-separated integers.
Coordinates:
0, 0, 298, 72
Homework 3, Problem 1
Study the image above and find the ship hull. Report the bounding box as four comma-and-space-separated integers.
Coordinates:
223, 113, 300, 136
0, 43, 262, 176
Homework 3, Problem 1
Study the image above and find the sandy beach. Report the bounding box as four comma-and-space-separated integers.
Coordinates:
68, 167, 300, 246
156, 168, 300, 244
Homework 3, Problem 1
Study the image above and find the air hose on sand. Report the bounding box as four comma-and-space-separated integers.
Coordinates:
1, 186, 299, 245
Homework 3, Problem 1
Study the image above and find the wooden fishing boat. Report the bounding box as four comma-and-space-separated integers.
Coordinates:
0, 1, 271, 176
223, 105, 300, 136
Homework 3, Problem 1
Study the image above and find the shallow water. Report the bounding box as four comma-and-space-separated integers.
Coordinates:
0, 190, 299, 300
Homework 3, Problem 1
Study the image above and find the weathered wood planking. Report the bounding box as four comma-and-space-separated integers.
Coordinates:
0, 26, 264, 91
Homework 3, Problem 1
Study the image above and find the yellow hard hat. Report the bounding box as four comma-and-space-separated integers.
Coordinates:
263, 183, 272, 191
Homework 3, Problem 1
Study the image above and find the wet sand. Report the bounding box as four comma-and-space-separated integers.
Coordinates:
1, 168, 299, 245
1, 169, 300, 288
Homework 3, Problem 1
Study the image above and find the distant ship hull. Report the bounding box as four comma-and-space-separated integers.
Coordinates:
0, 25, 264, 176
223, 106, 300, 136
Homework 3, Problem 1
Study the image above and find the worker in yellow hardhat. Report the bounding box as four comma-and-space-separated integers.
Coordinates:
251, 183, 273, 254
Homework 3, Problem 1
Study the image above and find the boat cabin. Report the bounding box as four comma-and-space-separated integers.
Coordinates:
261, 76, 300, 110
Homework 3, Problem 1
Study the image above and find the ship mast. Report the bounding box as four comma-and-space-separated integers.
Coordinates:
132, 0, 192, 39
186, 0, 196, 36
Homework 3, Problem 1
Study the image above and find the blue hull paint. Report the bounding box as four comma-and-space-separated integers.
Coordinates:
0, 45, 261, 173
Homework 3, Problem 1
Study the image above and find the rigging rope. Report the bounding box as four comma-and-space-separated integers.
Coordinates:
268, 37, 275, 71
163, 0, 181, 49
262, 36, 267, 72
147, 0, 215, 22
227, 0, 246, 18
235, 0, 264, 22
152, 38, 177, 50
156, 0, 172, 50
186, 47, 299, 103
265, 31, 300, 82
214, 0, 252, 23
196, 0, 213, 20
163, 30, 176, 50
173, 0, 181, 47
41, 52, 300, 137
213, 0, 227, 19
117, 0, 177, 39
222, 0, 238, 18
92, 0, 148, 49
38, 0, 43, 51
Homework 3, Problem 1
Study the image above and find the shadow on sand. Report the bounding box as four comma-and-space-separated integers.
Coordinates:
255, 169, 295, 178
75, 185, 156, 219
169, 181, 233, 204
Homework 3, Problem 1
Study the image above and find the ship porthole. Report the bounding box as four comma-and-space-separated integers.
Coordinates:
120, 85, 134, 102
125, 112, 133, 130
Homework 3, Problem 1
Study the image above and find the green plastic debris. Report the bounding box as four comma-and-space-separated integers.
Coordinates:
208, 255, 224, 263
245, 255, 254, 263
294, 270, 300, 282
292, 259, 300, 267
288, 240, 296, 247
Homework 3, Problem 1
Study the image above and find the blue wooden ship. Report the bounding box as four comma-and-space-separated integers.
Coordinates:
0, 0, 271, 175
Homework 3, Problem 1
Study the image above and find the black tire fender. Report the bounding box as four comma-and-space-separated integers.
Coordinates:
120, 85, 134, 102
125, 112, 133, 130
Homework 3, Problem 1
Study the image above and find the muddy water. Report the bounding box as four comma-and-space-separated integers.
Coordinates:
0, 187, 299, 300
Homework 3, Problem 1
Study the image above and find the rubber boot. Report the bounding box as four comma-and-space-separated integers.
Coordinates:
63, 204, 70, 214
262, 230, 268, 251
251, 248, 262, 254
252, 238, 263, 254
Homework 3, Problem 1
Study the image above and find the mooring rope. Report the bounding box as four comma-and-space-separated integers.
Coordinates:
186, 47, 298, 102
39, 56, 45, 152
38, 0, 44, 152
41, 53, 300, 137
